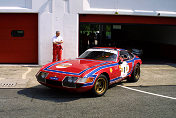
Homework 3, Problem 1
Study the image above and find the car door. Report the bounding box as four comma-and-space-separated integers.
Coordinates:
119, 50, 134, 77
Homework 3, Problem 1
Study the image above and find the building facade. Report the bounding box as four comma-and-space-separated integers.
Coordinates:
0, 0, 176, 65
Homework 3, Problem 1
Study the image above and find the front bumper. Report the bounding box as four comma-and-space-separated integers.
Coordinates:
36, 72, 93, 92
36, 75, 83, 88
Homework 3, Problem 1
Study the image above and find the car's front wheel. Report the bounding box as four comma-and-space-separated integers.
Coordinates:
91, 74, 108, 97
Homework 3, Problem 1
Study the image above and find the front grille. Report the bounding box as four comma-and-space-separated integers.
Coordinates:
76, 84, 84, 88
46, 79, 62, 86
63, 82, 76, 88
36, 74, 83, 88
36, 74, 62, 87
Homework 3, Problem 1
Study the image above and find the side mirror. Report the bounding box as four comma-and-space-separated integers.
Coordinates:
118, 60, 123, 64
118, 57, 123, 64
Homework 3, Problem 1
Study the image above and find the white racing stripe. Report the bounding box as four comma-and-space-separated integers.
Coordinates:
22, 67, 32, 79
87, 49, 118, 54
119, 85, 176, 100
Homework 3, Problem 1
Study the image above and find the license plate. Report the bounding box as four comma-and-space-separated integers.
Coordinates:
49, 77, 59, 81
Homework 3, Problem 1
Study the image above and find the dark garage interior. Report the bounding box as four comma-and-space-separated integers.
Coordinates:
79, 23, 176, 63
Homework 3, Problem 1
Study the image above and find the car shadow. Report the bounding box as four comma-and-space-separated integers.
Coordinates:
108, 82, 123, 89
17, 85, 93, 103
108, 79, 136, 89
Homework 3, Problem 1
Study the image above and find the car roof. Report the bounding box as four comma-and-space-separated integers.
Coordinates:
92, 47, 125, 51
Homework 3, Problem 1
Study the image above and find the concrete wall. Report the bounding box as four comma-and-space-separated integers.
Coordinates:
54, 0, 83, 61
83, 0, 176, 16
0, 0, 176, 65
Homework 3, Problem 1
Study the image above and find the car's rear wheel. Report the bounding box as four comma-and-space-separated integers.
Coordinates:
91, 74, 108, 97
127, 64, 140, 82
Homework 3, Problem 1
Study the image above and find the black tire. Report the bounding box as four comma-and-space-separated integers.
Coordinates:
91, 74, 108, 97
127, 64, 140, 82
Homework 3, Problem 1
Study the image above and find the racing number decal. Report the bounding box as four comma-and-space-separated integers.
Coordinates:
119, 62, 129, 77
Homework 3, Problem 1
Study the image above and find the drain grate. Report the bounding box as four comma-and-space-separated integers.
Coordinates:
0, 82, 17, 87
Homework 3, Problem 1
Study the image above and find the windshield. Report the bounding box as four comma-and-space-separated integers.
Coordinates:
78, 49, 118, 61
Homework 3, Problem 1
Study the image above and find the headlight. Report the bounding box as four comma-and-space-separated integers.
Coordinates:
63, 76, 95, 88
76, 77, 94, 83
63, 76, 79, 88
65, 76, 78, 83
36, 71, 48, 83
40, 72, 49, 79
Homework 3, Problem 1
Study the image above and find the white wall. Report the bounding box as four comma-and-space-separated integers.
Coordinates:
83, 0, 176, 16
0, 0, 32, 9
54, 0, 83, 60
0, 0, 176, 65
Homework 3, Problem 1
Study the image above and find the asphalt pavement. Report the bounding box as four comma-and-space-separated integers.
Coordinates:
0, 63, 176, 118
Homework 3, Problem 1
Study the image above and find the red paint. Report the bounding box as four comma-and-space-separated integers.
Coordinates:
49, 59, 106, 74
36, 47, 142, 92
0, 13, 38, 63
79, 14, 176, 25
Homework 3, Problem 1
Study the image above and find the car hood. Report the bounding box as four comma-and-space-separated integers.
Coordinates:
42, 59, 109, 76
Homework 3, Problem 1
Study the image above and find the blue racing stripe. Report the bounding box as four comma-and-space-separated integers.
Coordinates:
85, 63, 119, 78
43, 60, 109, 76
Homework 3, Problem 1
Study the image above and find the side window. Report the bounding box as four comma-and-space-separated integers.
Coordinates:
119, 50, 133, 61
128, 52, 134, 59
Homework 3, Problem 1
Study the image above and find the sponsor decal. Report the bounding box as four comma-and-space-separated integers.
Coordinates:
56, 63, 72, 68
110, 68, 113, 73
49, 77, 59, 80
120, 62, 129, 77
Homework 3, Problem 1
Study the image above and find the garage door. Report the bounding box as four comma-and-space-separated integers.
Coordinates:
0, 13, 38, 64
79, 15, 176, 62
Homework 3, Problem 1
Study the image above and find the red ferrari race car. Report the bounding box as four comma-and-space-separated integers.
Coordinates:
36, 47, 142, 96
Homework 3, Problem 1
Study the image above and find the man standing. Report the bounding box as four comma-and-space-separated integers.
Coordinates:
52, 31, 63, 62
